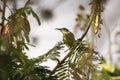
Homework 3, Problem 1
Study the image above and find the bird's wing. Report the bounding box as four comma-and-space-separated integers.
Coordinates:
67, 32, 75, 41
63, 32, 75, 47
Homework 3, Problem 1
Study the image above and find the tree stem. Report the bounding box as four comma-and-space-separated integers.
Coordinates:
0, 0, 8, 80
1, 0, 7, 26
78, 12, 94, 41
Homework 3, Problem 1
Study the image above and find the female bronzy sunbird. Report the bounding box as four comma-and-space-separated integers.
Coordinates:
56, 28, 75, 48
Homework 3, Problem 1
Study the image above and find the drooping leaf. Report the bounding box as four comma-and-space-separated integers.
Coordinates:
31, 9, 41, 25
24, 0, 31, 7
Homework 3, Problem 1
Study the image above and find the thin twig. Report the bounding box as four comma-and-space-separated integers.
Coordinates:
13, 0, 17, 12
6, 4, 13, 14
78, 13, 94, 41
52, 50, 72, 73
1, 0, 7, 26
103, 14, 112, 64
1, 0, 7, 35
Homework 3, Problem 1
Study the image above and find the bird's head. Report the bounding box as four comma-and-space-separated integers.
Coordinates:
56, 28, 69, 34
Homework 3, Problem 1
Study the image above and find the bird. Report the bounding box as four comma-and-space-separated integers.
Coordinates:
56, 28, 75, 48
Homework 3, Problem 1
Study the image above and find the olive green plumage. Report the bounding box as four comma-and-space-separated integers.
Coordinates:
56, 28, 75, 48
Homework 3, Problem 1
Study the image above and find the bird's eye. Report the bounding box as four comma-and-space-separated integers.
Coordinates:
64, 28, 68, 31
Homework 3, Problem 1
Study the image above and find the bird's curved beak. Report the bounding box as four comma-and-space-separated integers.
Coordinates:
55, 28, 61, 31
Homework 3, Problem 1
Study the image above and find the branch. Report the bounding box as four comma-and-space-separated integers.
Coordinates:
13, 0, 17, 12
78, 13, 94, 41
1, 0, 7, 26
1, 0, 7, 35
51, 49, 73, 73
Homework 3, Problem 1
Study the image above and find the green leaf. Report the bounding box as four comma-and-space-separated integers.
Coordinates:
10, 47, 28, 64
23, 43, 29, 50
56, 65, 68, 72
24, 0, 31, 7
31, 9, 41, 25
58, 74, 68, 80
79, 5, 85, 11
